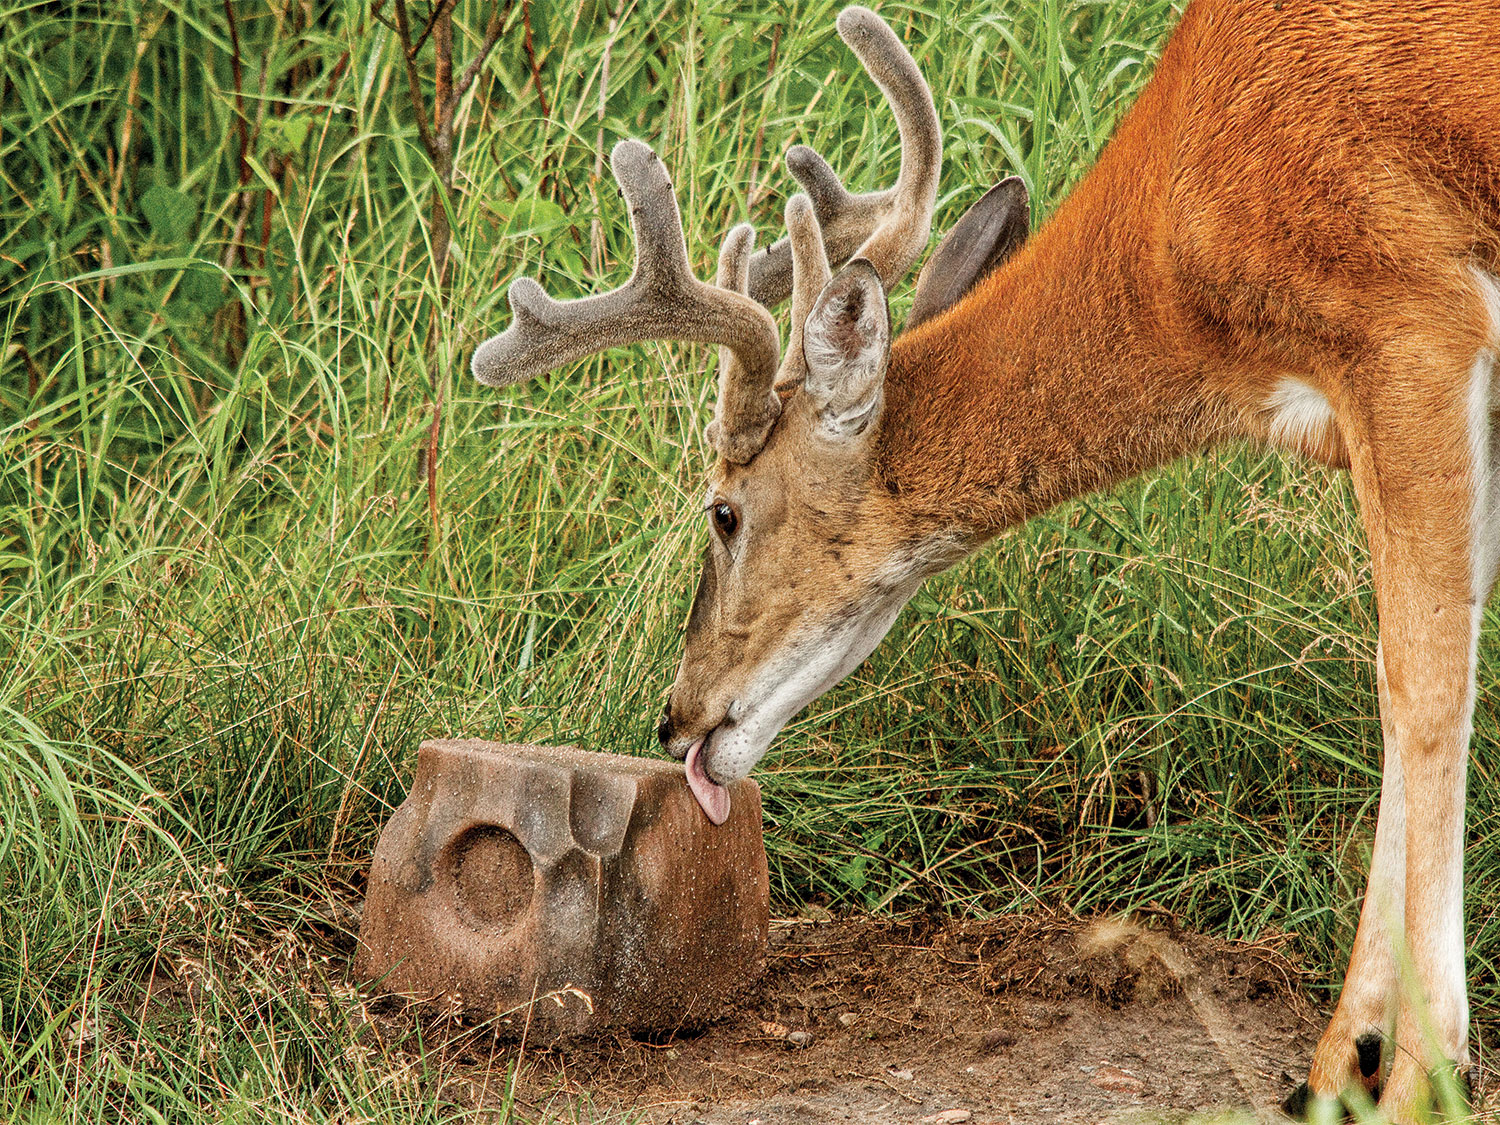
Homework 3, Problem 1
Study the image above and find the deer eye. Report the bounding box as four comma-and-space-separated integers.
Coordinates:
710, 501, 739, 538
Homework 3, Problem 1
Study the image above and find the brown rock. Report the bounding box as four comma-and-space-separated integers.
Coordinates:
354, 740, 769, 1037
1089, 1064, 1146, 1093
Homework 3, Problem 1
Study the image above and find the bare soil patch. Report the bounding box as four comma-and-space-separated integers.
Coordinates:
495, 913, 1329, 1124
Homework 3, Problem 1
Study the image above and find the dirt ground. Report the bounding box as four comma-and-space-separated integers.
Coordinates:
455, 913, 1352, 1124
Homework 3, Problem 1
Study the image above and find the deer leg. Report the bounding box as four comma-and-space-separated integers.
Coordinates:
1297, 323, 1495, 1121
1375, 606, 1475, 1122
1377, 370, 1500, 1120
1291, 642, 1405, 1112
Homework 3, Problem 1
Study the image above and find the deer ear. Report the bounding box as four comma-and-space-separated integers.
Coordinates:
907, 176, 1029, 330
802, 260, 890, 440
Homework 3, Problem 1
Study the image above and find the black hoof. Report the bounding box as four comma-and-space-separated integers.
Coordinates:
1284, 1033, 1386, 1119
1284, 1050, 1474, 1122
1281, 1081, 1313, 1119
1281, 1081, 1369, 1122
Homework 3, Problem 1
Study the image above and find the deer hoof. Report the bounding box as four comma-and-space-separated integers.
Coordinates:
1282, 1032, 1384, 1120
1280, 1082, 1338, 1121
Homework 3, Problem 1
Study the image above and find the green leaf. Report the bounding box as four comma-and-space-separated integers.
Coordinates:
177, 266, 224, 313
138, 184, 196, 244
261, 115, 311, 154
505, 196, 570, 237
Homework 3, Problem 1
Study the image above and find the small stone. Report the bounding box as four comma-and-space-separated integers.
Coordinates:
838, 1012, 859, 1028
887, 1067, 914, 1081
65, 1017, 97, 1047
1090, 1065, 1145, 1094
920, 1111, 971, 1124
785, 1030, 814, 1049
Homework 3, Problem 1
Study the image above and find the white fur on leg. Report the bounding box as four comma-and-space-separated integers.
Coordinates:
1469, 268, 1500, 600
1423, 270, 1500, 1068
1338, 641, 1406, 1034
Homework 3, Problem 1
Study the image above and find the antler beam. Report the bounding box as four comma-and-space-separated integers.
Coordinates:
706, 223, 783, 462
471, 140, 779, 404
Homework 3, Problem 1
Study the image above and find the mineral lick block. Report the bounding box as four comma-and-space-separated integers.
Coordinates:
354, 740, 769, 1036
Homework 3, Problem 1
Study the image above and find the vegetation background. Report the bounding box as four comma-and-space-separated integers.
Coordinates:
2, 0, 1496, 1119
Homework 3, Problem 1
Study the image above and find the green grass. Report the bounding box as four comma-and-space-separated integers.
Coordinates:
1, 0, 1496, 1120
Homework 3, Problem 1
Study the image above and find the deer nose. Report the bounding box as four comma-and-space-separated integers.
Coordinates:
656, 708, 673, 748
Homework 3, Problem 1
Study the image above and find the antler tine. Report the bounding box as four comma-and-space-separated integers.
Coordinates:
784, 193, 833, 379
746, 5, 941, 306
471, 139, 779, 400
708, 197, 829, 458
706, 223, 784, 463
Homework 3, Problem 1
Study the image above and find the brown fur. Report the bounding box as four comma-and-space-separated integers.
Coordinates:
884, 0, 1500, 532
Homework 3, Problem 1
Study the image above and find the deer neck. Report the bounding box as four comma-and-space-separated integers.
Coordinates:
876, 163, 1220, 545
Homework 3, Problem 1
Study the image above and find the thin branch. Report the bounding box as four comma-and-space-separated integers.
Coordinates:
448, 4, 504, 115
429, 0, 454, 280
387, 0, 508, 535
521, 0, 549, 117
590, 0, 625, 274
408, 0, 456, 60
434, 4, 453, 162
391, 0, 439, 162
426, 385, 444, 538
222, 0, 250, 184
221, 0, 253, 308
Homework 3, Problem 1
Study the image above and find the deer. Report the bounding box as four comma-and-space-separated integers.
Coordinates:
471, 2, 1500, 1119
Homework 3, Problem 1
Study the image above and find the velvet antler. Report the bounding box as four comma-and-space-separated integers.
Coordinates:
745, 7, 942, 307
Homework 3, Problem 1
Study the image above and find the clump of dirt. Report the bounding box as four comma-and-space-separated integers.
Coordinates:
489, 913, 1330, 1124
976, 914, 1187, 1006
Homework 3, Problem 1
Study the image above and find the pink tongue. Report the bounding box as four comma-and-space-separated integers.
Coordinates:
684, 738, 731, 825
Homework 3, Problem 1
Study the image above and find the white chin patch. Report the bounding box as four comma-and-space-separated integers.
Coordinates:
700, 589, 915, 783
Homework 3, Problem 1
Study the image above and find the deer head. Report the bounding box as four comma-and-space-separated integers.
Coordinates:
473, 7, 1029, 823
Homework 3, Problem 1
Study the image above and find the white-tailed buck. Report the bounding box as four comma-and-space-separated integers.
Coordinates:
473, 2, 1500, 1118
